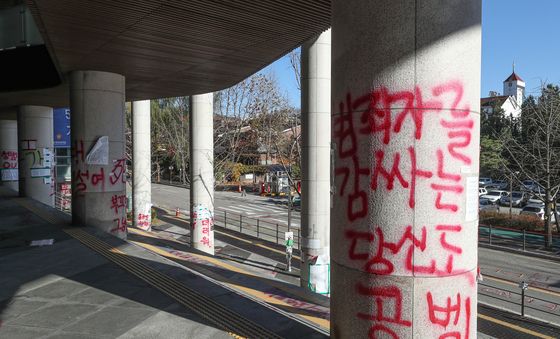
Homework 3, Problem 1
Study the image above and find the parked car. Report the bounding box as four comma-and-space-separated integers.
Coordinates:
527, 194, 545, 206
479, 188, 488, 196
479, 177, 493, 186
520, 204, 555, 221
479, 198, 499, 212
480, 190, 509, 203
499, 191, 528, 207
522, 180, 544, 193
492, 179, 508, 190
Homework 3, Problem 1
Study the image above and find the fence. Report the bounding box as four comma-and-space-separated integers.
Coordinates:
479, 224, 560, 252
213, 209, 301, 250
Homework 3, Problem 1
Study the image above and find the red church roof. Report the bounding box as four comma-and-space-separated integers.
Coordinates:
504, 72, 523, 82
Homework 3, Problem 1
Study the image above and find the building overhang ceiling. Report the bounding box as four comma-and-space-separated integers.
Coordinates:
0, 0, 330, 108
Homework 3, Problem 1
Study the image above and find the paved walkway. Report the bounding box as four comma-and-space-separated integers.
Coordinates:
0, 188, 325, 338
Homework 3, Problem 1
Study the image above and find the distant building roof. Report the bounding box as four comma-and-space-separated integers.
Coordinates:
480, 95, 509, 107
504, 72, 524, 82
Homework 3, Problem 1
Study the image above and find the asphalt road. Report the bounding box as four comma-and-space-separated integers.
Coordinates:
152, 183, 560, 327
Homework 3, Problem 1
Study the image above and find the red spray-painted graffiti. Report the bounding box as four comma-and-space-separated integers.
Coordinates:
334, 80, 473, 221
336, 80, 477, 338
1, 151, 18, 168
72, 139, 127, 196
345, 224, 464, 276
110, 194, 128, 234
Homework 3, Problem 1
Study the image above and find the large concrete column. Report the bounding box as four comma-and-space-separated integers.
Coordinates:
301, 28, 331, 294
189, 93, 215, 255
0, 120, 19, 192
70, 71, 127, 239
18, 106, 54, 206
331, 1, 481, 338
132, 100, 152, 231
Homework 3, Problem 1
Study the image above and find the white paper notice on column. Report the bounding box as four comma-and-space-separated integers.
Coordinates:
465, 176, 479, 222
86, 136, 109, 165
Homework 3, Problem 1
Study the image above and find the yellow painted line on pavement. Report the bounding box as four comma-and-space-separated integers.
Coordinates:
129, 239, 330, 330
477, 313, 555, 339
484, 275, 560, 298
214, 229, 302, 261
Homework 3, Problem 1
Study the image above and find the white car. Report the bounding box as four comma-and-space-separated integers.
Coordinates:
479, 188, 488, 196
479, 177, 492, 186
480, 190, 509, 203
527, 194, 545, 206
520, 204, 555, 221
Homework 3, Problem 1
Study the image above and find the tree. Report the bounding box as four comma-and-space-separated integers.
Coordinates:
480, 136, 506, 178
151, 97, 190, 185
501, 83, 560, 248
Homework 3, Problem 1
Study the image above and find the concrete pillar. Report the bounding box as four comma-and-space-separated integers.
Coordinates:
331, 1, 481, 338
17, 106, 54, 206
132, 100, 152, 231
301, 28, 331, 294
189, 93, 215, 255
0, 120, 19, 192
69, 71, 127, 239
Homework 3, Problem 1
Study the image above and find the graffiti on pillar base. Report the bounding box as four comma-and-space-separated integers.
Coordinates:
137, 213, 150, 230
192, 204, 213, 248
426, 292, 471, 339
335, 80, 477, 338
110, 194, 128, 234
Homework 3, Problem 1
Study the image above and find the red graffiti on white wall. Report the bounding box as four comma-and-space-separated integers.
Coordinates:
1, 151, 18, 168
356, 283, 411, 338
426, 292, 471, 339
72, 139, 127, 195
345, 224, 465, 276
336, 80, 477, 338
334, 80, 473, 221
110, 194, 128, 234
137, 213, 150, 229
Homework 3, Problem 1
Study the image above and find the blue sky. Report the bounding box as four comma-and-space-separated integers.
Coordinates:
261, 0, 560, 107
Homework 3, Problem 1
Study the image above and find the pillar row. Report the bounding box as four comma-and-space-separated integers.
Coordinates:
132, 100, 152, 231
301, 28, 331, 294
189, 93, 215, 255
0, 120, 19, 192
18, 106, 54, 207
70, 70, 127, 239
330, 1, 481, 337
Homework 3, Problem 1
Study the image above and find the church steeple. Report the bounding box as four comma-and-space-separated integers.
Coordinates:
503, 67, 525, 108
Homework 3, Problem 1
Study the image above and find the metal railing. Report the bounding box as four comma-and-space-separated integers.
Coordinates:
214, 209, 301, 250
479, 224, 560, 252
478, 277, 560, 320
53, 191, 71, 214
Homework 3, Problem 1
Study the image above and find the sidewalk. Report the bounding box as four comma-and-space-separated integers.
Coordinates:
0, 188, 327, 338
